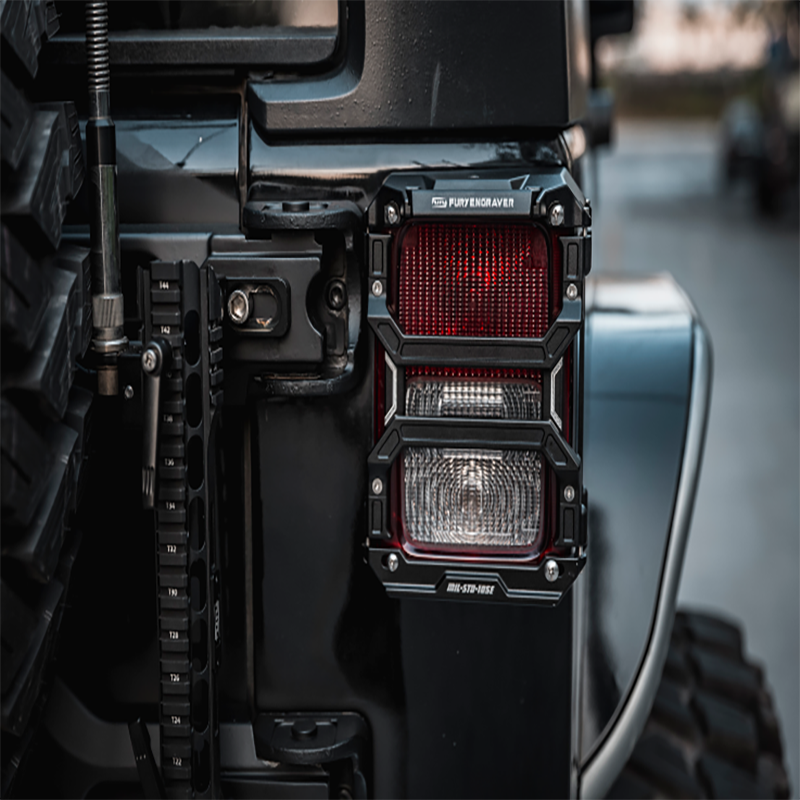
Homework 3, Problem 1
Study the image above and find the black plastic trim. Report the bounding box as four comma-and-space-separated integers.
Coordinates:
47, 28, 340, 68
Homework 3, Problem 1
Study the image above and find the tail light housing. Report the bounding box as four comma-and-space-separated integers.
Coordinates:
367, 171, 589, 604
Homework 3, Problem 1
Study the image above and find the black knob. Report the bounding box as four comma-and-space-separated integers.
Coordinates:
291, 719, 318, 740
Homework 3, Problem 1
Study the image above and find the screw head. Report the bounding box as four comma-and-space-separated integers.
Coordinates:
544, 559, 559, 583
564, 485, 575, 502
326, 280, 347, 311
385, 202, 400, 226
566, 283, 578, 301
227, 289, 251, 325
124, 384, 134, 400
549, 203, 565, 227
141, 347, 159, 374
372, 477, 384, 495
371, 279, 384, 297
386, 553, 399, 572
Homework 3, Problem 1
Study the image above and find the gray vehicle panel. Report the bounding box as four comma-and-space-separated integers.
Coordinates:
577, 275, 711, 796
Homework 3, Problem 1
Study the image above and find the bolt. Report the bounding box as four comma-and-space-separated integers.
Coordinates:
372, 477, 384, 495
372, 279, 384, 297
564, 485, 575, 502
227, 289, 251, 325
566, 283, 578, 301
385, 202, 400, 225
549, 202, 565, 227
141, 347, 159, 374
124, 385, 134, 400
386, 553, 399, 572
544, 559, 559, 583
326, 280, 347, 311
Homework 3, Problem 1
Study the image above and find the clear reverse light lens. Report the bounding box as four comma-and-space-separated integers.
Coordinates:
402, 376, 544, 552
403, 448, 543, 549
405, 377, 541, 420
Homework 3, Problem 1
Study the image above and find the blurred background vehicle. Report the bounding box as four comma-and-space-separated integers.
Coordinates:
590, 0, 799, 791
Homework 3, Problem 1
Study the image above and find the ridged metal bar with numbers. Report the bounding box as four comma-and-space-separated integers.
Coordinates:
146, 260, 223, 798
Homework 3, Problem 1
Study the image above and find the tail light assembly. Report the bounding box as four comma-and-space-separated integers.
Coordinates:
366, 171, 590, 604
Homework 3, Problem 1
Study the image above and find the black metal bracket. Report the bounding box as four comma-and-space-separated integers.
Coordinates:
369, 416, 580, 469
368, 549, 587, 605
366, 169, 591, 230
369, 293, 581, 368
141, 259, 224, 797
364, 168, 589, 603
560, 234, 591, 280
253, 713, 369, 799
366, 415, 583, 552
241, 199, 362, 250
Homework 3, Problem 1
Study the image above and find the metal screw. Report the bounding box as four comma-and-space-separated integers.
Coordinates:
227, 289, 251, 325
326, 280, 347, 311
544, 559, 559, 582
386, 553, 399, 572
564, 485, 575, 502
385, 202, 400, 226
566, 283, 578, 301
372, 478, 384, 495
549, 203, 565, 227
123, 384, 134, 400
372, 279, 384, 297
141, 347, 159, 374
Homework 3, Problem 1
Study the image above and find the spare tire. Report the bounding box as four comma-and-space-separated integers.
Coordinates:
0, 2, 92, 794
606, 610, 791, 800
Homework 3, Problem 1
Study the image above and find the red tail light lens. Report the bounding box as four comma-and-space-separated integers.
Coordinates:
396, 223, 549, 338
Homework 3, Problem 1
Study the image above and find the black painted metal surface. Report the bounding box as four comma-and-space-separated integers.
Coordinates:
47, 28, 339, 68
248, 1, 590, 137
252, 382, 407, 798
401, 596, 573, 799
231, 348, 577, 798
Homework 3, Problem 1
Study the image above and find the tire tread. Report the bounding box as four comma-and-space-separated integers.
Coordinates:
605, 610, 790, 800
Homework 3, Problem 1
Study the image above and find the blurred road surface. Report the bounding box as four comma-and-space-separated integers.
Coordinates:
590, 119, 800, 792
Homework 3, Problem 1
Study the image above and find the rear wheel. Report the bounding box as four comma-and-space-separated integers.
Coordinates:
607, 610, 791, 800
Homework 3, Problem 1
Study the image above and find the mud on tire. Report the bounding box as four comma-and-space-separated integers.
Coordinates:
607, 610, 791, 800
